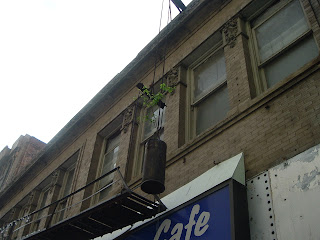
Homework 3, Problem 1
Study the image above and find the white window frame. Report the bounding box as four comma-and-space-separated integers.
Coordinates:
94, 130, 121, 202
30, 187, 50, 233
188, 41, 229, 137
131, 104, 166, 180
248, 0, 319, 92
131, 80, 167, 181
55, 164, 76, 223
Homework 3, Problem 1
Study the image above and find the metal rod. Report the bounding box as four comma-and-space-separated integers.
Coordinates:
153, 194, 167, 210
116, 168, 130, 192
69, 223, 95, 235
28, 167, 121, 220
88, 217, 112, 228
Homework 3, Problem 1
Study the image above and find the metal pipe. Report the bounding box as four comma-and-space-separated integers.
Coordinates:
171, 0, 186, 12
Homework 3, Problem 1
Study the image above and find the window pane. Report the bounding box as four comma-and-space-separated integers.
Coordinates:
256, 0, 308, 62
143, 106, 165, 139
98, 134, 120, 200
105, 133, 120, 153
38, 190, 49, 217
58, 202, 66, 222
63, 168, 75, 196
196, 84, 229, 135
194, 49, 226, 101
100, 148, 118, 187
40, 191, 49, 209
99, 186, 110, 200
265, 35, 318, 87
103, 147, 119, 172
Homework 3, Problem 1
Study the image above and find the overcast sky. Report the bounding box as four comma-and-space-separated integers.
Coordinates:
0, 0, 192, 151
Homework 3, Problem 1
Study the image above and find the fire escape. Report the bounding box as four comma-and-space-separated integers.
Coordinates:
2, 168, 165, 240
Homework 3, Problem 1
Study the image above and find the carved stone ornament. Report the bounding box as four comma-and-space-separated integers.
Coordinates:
26, 192, 35, 205
223, 18, 238, 48
10, 208, 18, 217
165, 67, 179, 96
49, 170, 60, 192
167, 67, 179, 88
122, 105, 135, 133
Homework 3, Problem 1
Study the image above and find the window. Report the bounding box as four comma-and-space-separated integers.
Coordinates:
53, 151, 79, 223
30, 188, 49, 233
12, 205, 30, 238
132, 99, 166, 179
190, 45, 229, 136
142, 105, 165, 141
56, 165, 75, 222
251, 0, 319, 89
1, 208, 21, 239
96, 132, 120, 201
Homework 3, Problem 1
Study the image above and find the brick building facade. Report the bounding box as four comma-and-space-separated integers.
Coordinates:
0, 135, 45, 194
1, 0, 320, 239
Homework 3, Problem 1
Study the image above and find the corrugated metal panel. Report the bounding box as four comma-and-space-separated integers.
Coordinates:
247, 172, 277, 240
269, 145, 320, 240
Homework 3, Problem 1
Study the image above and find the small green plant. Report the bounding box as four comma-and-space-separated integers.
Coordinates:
137, 83, 174, 108
136, 83, 175, 123
141, 83, 174, 107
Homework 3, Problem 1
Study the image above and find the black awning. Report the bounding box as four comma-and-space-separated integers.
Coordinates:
23, 191, 165, 240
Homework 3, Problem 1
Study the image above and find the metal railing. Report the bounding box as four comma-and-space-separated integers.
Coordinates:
0, 167, 129, 239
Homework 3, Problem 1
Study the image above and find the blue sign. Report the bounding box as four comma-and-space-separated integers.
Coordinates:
124, 185, 231, 240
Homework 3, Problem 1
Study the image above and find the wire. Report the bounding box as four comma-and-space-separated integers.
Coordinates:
153, 0, 166, 87
168, 0, 172, 22
154, 0, 174, 134
160, 0, 172, 81
158, 0, 166, 34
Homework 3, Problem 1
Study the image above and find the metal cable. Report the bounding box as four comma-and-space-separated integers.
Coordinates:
152, 0, 166, 87
156, 0, 172, 133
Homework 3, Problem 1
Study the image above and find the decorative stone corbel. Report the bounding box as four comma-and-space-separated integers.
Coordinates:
49, 170, 60, 193
166, 67, 179, 94
222, 18, 238, 48
121, 105, 135, 133
10, 208, 17, 216
26, 192, 35, 205
9, 208, 20, 220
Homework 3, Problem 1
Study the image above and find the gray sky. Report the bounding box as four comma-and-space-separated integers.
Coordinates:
0, 0, 192, 150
